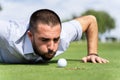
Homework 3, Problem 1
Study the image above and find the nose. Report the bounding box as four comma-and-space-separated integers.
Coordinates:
48, 41, 54, 51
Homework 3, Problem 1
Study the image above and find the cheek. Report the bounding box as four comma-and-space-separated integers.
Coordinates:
39, 43, 59, 51
54, 42, 59, 50
35, 41, 48, 53
39, 45, 48, 52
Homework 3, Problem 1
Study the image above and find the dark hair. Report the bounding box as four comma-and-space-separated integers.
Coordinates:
29, 9, 61, 33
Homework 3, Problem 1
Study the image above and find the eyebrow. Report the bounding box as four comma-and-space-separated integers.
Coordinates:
39, 36, 60, 40
54, 36, 60, 39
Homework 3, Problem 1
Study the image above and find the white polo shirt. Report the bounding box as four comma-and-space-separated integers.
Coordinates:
0, 20, 82, 63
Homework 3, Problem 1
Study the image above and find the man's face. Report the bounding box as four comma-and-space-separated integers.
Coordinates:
28, 23, 61, 61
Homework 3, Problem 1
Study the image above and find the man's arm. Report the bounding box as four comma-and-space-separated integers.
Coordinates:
75, 15, 109, 63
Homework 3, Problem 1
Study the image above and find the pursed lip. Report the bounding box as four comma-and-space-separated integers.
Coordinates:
46, 52, 55, 58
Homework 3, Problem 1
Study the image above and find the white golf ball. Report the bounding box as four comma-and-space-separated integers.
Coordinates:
57, 58, 67, 67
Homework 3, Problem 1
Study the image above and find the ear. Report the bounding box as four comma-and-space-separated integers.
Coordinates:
27, 31, 33, 41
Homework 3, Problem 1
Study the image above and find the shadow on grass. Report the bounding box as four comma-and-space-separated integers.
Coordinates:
0, 59, 83, 65
49, 59, 83, 64
0, 61, 49, 65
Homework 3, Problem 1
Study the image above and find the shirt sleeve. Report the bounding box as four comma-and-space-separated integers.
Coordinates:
0, 20, 29, 48
0, 20, 11, 48
55, 20, 82, 56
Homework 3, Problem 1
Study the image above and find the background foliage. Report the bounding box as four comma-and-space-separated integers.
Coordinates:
0, 4, 2, 11
63, 9, 115, 34
82, 9, 115, 34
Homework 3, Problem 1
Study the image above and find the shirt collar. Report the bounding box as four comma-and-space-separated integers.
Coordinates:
23, 34, 35, 55
23, 34, 45, 62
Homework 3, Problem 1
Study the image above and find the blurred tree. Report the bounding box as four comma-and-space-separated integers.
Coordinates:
81, 9, 115, 34
0, 4, 2, 11
62, 9, 115, 40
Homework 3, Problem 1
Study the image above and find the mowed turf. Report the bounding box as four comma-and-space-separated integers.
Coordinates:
0, 41, 120, 80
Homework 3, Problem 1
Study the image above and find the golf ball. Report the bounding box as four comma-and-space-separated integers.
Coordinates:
57, 58, 67, 67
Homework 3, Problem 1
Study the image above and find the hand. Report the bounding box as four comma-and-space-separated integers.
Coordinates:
82, 55, 109, 63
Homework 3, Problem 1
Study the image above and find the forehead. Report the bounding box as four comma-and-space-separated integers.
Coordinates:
35, 24, 61, 38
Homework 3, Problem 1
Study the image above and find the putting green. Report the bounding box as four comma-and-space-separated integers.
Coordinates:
0, 41, 120, 80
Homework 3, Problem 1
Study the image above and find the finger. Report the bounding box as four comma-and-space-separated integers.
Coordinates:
91, 56, 97, 63
96, 57, 109, 63
101, 58, 109, 63
82, 56, 91, 63
82, 57, 87, 63
106, 60, 109, 63
96, 57, 102, 63
87, 56, 91, 61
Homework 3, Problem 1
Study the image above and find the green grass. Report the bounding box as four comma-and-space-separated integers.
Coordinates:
0, 41, 120, 80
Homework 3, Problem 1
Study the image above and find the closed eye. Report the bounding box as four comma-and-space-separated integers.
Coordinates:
54, 37, 60, 43
41, 38, 50, 42
39, 37, 60, 43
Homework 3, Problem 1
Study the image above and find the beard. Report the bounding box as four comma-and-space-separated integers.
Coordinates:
32, 39, 56, 62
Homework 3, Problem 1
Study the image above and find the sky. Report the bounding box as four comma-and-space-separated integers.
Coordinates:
0, 0, 120, 39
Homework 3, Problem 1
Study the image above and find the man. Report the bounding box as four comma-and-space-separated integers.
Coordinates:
0, 9, 109, 63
